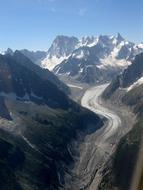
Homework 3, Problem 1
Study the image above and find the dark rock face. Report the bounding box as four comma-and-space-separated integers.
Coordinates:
20, 49, 47, 65
13, 51, 70, 94
5, 48, 14, 56
0, 53, 102, 190
121, 53, 143, 87
0, 97, 12, 120
100, 53, 143, 190
103, 53, 143, 98
116, 45, 132, 60
0, 54, 71, 109
47, 35, 79, 58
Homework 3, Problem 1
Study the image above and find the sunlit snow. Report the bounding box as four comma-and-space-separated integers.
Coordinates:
127, 76, 143, 91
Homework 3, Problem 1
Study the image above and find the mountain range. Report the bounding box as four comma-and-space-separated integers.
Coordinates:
1, 34, 143, 190
52, 34, 143, 84
4, 33, 143, 84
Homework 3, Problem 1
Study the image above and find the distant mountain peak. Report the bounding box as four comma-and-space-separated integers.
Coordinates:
41, 35, 79, 70
116, 33, 124, 42
5, 48, 13, 55
47, 35, 79, 58
54, 35, 78, 40
53, 33, 143, 84
2, 33, 143, 85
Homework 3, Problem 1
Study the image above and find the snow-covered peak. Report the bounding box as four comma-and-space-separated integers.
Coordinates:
40, 33, 143, 71
41, 35, 79, 70
78, 36, 99, 48
5, 48, 13, 55
41, 34, 128, 70
77, 34, 126, 49
116, 33, 125, 42
47, 35, 79, 58
136, 43, 143, 49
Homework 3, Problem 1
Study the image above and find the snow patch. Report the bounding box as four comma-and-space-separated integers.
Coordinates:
100, 56, 131, 68
98, 39, 132, 68
137, 43, 143, 49
67, 84, 83, 89
41, 55, 68, 70
66, 72, 71, 75
77, 36, 99, 48
0, 51, 5, 55
79, 67, 83, 73
72, 50, 85, 59
127, 76, 143, 91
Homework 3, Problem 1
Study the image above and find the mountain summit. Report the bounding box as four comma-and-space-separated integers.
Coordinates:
2, 34, 143, 85
41, 36, 79, 70
52, 34, 143, 84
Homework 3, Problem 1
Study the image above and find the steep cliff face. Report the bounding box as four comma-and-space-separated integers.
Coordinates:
53, 34, 143, 84
103, 53, 143, 99
12, 51, 70, 95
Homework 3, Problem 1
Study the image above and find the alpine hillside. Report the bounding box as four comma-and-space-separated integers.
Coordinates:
0, 52, 102, 190
99, 52, 143, 190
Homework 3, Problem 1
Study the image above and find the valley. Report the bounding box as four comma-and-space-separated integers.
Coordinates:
1, 0, 143, 189
0, 34, 142, 190
64, 83, 136, 190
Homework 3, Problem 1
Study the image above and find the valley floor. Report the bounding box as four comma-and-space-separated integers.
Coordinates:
64, 83, 136, 190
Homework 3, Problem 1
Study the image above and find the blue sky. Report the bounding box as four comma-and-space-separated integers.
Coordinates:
0, 0, 143, 50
